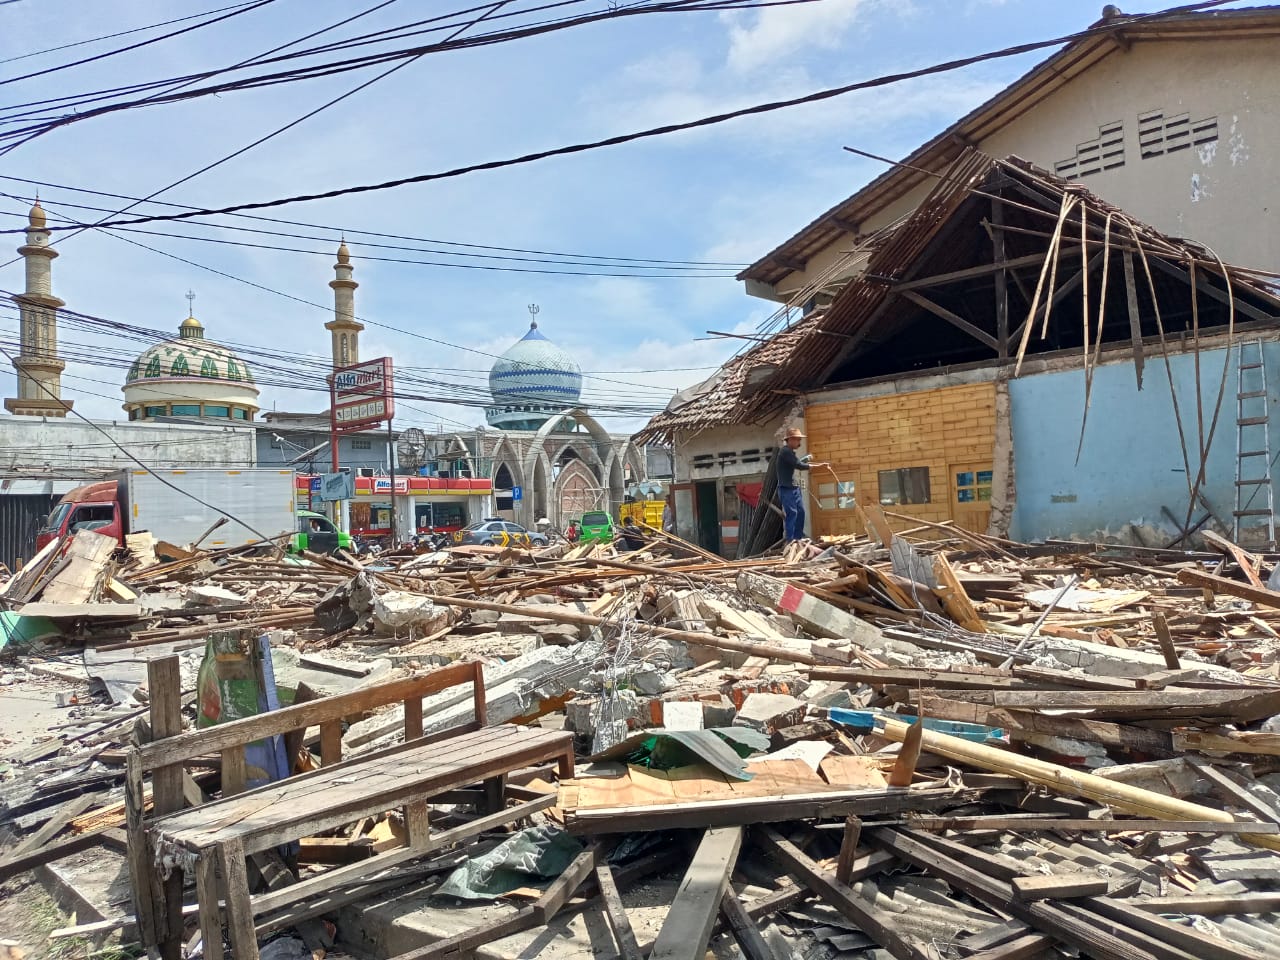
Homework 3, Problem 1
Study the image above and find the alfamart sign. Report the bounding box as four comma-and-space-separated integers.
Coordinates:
329, 357, 393, 433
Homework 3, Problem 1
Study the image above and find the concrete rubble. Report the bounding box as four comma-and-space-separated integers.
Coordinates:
2, 520, 1280, 960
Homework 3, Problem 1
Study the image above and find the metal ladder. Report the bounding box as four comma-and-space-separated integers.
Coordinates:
1233, 338, 1276, 547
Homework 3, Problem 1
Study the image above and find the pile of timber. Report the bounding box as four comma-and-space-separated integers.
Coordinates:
3, 515, 1280, 958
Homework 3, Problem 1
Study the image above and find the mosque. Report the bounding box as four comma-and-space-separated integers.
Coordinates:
2, 200, 648, 534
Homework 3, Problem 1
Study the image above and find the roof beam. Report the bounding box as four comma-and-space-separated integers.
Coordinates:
1148, 258, 1279, 325
1008, 250, 1103, 349
772, 256, 808, 273
893, 248, 1083, 293
899, 291, 1000, 352
829, 216, 862, 237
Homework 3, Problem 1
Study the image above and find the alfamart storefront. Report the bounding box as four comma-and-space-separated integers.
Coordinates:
295, 474, 493, 538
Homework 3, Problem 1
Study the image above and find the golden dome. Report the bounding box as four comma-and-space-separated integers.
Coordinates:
28, 201, 46, 229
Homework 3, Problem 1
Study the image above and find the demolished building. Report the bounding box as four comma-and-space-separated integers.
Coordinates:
639, 153, 1280, 550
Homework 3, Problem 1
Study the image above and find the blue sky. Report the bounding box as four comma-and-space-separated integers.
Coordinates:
0, 1, 1211, 433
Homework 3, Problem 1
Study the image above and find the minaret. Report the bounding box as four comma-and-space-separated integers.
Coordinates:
325, 241, 363, 369
5, 201, 72, 417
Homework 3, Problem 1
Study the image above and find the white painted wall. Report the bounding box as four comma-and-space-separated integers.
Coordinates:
775, 34, 1280, 300
0, 418, 257, 472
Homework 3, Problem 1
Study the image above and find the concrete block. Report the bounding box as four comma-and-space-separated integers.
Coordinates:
662, 700, 704, 731
734, 692, 806, 734
701, 696, 737, 728
371, 591, 452, 637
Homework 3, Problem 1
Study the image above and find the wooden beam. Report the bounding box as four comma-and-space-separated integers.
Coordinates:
135, 664, 481, 771
1152, 612, 1180, 669
994, 193, 1010, 356
878, 719, 1280, 851
1124, 252, 1145, 389
650, 827, 743, 960
1177, 567, 1280, 608
893, 249, 1082, 293
755, 827, 935, 960
1149, 257, 1280, 324
910, 816, 1278, 835
595, 862, 644, 960
719, 890, 778, 960
1012, 874, 1110, 901
835, 815, 862, 884
1008, 250, 1103, 349
868, 829, 1173, 960
773, 255, 807, 273
900, 290, 1000, 351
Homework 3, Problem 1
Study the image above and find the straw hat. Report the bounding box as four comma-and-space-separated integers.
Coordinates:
784, 427, 806, 440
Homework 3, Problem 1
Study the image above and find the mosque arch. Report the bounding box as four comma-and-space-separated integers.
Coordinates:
520, 408, 623, 524
555, 457, 603, 522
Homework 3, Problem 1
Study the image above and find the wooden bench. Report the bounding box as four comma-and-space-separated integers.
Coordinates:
125, 657, 574, 960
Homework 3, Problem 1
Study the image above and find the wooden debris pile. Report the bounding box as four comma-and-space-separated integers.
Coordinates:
2, 517, 1280, 959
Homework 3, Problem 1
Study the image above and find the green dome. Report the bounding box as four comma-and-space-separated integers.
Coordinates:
125, 315, 254, 386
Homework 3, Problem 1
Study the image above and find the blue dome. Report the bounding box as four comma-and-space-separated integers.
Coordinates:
487, 321, 583, 431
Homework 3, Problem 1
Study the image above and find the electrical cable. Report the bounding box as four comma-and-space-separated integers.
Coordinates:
0, 2, 264, 67
0, 0, 1239, 230
0, 0, 781, 145
0, 175, 744, 266
0, 0, 280, 89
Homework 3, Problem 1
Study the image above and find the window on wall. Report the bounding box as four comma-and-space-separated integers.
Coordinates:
232, 408, 248, 420
144, 405, 167, 417
204, 405, 230, 418
956, 469, 993, 503
171, 404, 201, 416
816, 480, 857, 511
878, 467, 930, 505
350, 438, 371, 450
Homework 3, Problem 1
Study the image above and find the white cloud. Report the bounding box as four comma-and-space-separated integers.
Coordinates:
724, 0, 875, 73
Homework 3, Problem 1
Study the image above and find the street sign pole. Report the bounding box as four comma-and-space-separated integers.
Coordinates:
388, 415, 396, 547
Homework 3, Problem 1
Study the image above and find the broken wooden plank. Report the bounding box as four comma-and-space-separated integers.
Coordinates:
909, 816, 1278, 835
1177, 568, 1280, 608
897, 686, 1280, 723
1011, 874, 1110, 901
755, 827, 934, 960
650, 827, 743, 960
719, 889, 777, 960
878, 718, 1280, 851
37, 530, 117, 605
595, 861, 644, 960
933, 554, 987, 633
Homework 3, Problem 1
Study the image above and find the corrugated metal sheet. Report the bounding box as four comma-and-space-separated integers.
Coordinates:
0, 494, 56, 572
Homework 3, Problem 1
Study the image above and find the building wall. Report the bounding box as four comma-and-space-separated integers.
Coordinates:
774, 33, 1280, 301
0, 418, 257, 471
1009, 341, 1276, 544
804, 382, 998, 537
255, 427, 391, 474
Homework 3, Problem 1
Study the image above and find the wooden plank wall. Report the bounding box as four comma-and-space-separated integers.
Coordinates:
804, 381, 997, 537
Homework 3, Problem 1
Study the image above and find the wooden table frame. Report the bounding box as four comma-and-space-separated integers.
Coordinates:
125, 658, 574, 960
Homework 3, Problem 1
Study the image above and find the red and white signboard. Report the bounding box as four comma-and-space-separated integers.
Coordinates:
329, 357, 394, 434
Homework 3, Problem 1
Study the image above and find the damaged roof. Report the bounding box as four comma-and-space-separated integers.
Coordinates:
639, 150, 1280, 443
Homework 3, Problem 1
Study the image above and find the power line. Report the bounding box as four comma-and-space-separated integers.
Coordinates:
0, 0, 280, 88
0, 0, 772, 146
0, 1, 1237, 230
0, 2, 263, 67
0, 174, 744, 266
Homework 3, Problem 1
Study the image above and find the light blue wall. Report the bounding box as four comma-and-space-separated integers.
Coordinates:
1009, 341, 1280, 542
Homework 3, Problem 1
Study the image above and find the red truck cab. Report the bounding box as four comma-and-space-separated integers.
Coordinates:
36, 479, 125, 550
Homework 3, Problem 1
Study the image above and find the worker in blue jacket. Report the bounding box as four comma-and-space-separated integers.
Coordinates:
777, 427, 826, 543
